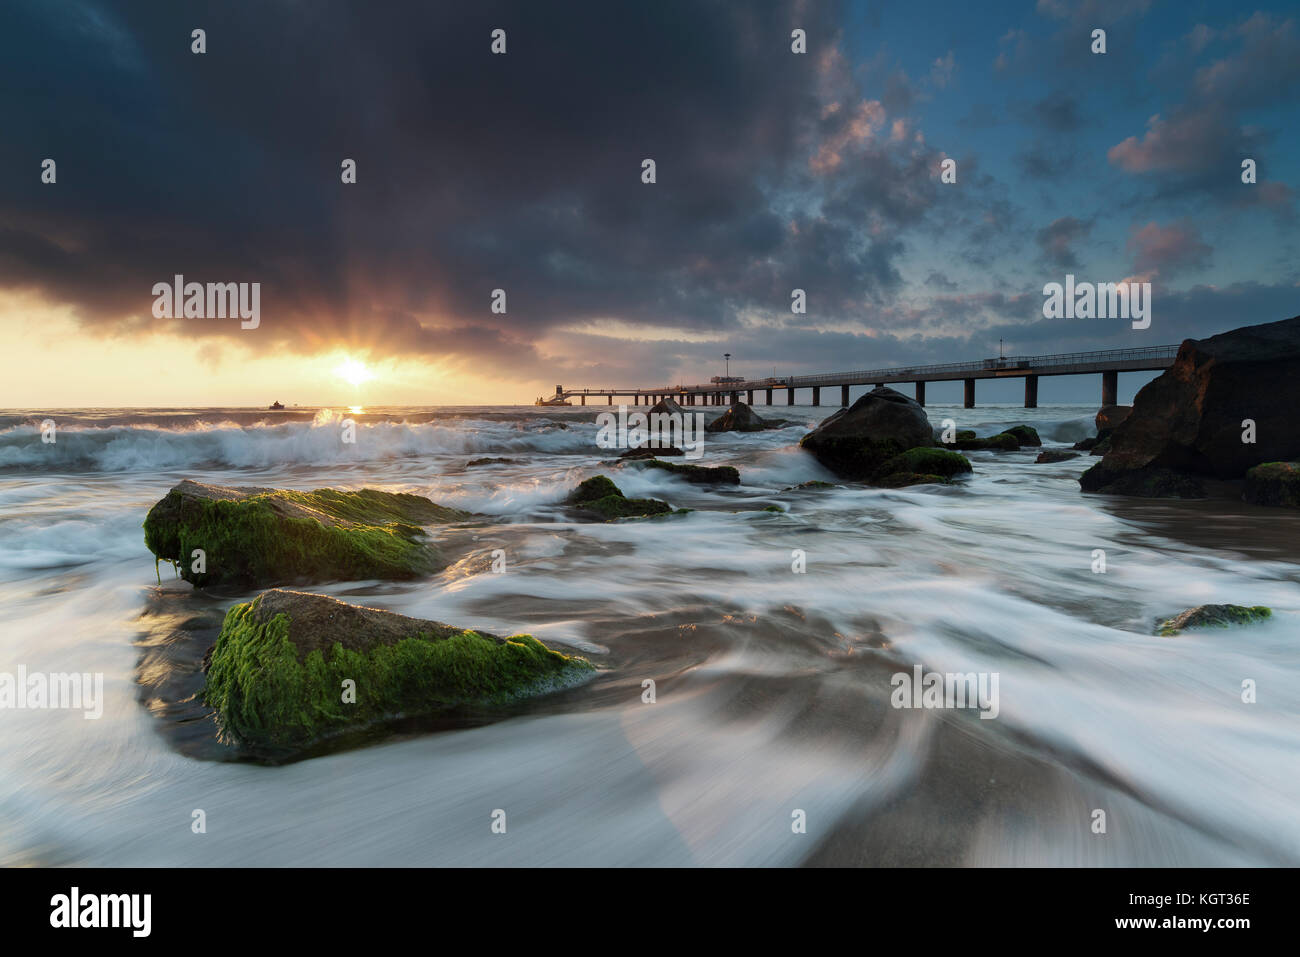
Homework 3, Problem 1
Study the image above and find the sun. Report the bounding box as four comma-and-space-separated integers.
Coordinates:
335, 357, 374, 387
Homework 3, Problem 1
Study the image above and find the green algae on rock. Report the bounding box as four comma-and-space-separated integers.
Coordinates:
1155, 604, 1273, 637
641, 459, 740, 484
568, 475, 673, 520
875, 447, 972, 481
201, 589, 594, 754
143, 479, 470, 588
1243, 462, 1300, 507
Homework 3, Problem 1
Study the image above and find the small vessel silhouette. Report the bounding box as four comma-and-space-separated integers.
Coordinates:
269, 401, 285, 410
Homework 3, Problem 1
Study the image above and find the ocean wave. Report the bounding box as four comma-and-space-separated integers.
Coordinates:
0, 416, 595, 473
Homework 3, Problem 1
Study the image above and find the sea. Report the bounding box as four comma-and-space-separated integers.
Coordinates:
1, 403, 1297, 865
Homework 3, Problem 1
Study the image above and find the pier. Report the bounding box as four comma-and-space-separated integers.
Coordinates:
554, 344, 1179, 409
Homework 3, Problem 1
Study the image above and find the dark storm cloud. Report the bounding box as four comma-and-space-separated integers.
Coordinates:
0, 0, 953, 376
1035, 216, 1092, 268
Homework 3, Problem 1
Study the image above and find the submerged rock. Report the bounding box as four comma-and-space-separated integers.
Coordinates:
800, 387, 935, 480
705, 401, 767, 433
1035, 449, 1080, 463
143, 480, 469, 588
567, 475, 673, 520
944, 429, 1020, 451
465, 457, 518, 468
619, 445, 685, 459
202, 589, 594, 755
1243, 462, 1300, 507
1082, 314, 1300, 497
641, 460, 740, 484
1154, 604, 1272, 637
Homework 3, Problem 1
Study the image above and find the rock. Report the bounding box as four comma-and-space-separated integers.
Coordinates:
945, 429, 1020, 451
642, 460, 740, 484
1243, 462, 1300, 507
799, 387, 934, 480
465, 457, 517, 467
1072, 436, 1100, 452
1154, 603, 1272, 637
1003, 425, 1041, 447
568, 475, 673, 520
143, 480, 469, 588
1035, 449, 1080, 463
1081, 466, 1206, 498
201, 589, 594, 754
875, 447, 972, 480
648, 396, 686, 417
874, 471, 950, 488
1089, 434, 1113, 456
704, 401, 767, 433
1081, 314, 1300, 496
619, 446, 685, 459
1095, 405, 1132, 433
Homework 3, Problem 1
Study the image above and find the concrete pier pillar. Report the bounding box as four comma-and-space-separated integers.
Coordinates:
747, 389, 754, 405
964, 378, 976, 409
1025, 375, 1038, 409
915, 381, 925, 406
841, 384, 850, 407
607, 395, 613, 405
812, 386, 821, 406
581, 395, 586, 406
1101, 370, 1118, 407
765, 389, 773, 404
730, 391, 738, 405
787, 388, 795, 406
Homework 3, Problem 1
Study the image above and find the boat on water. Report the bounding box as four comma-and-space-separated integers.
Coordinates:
268, 401, 285, 410
534, 396, 572, 406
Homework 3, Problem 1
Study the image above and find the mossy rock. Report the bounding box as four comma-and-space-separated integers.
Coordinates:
875, 447, 972, 481
568, 474, 672, 520
762, 504, 784, 512
143, 480, 470, 588
1080, 464, 1206, 498
874, 471, 950, 488
1155, 604, 1272, 637
1003, 425, 1041, 447
1243, 462, 1300, 507
201, 589, 594, 755
796, 435, 915, 480
642, 460, 740, 485
949, 431, 1018, 451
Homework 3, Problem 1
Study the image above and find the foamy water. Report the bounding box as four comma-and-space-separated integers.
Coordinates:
1, 404, 1297, 865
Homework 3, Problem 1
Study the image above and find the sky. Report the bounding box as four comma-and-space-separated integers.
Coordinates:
1, 0, 1297, 407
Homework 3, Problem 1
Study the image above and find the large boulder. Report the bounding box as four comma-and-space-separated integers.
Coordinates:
705, 401, 766, 433
800, 387, 935, 479
202, 589, 594, 755
1081, 315, 1300, 496
143, 480, 469, 588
